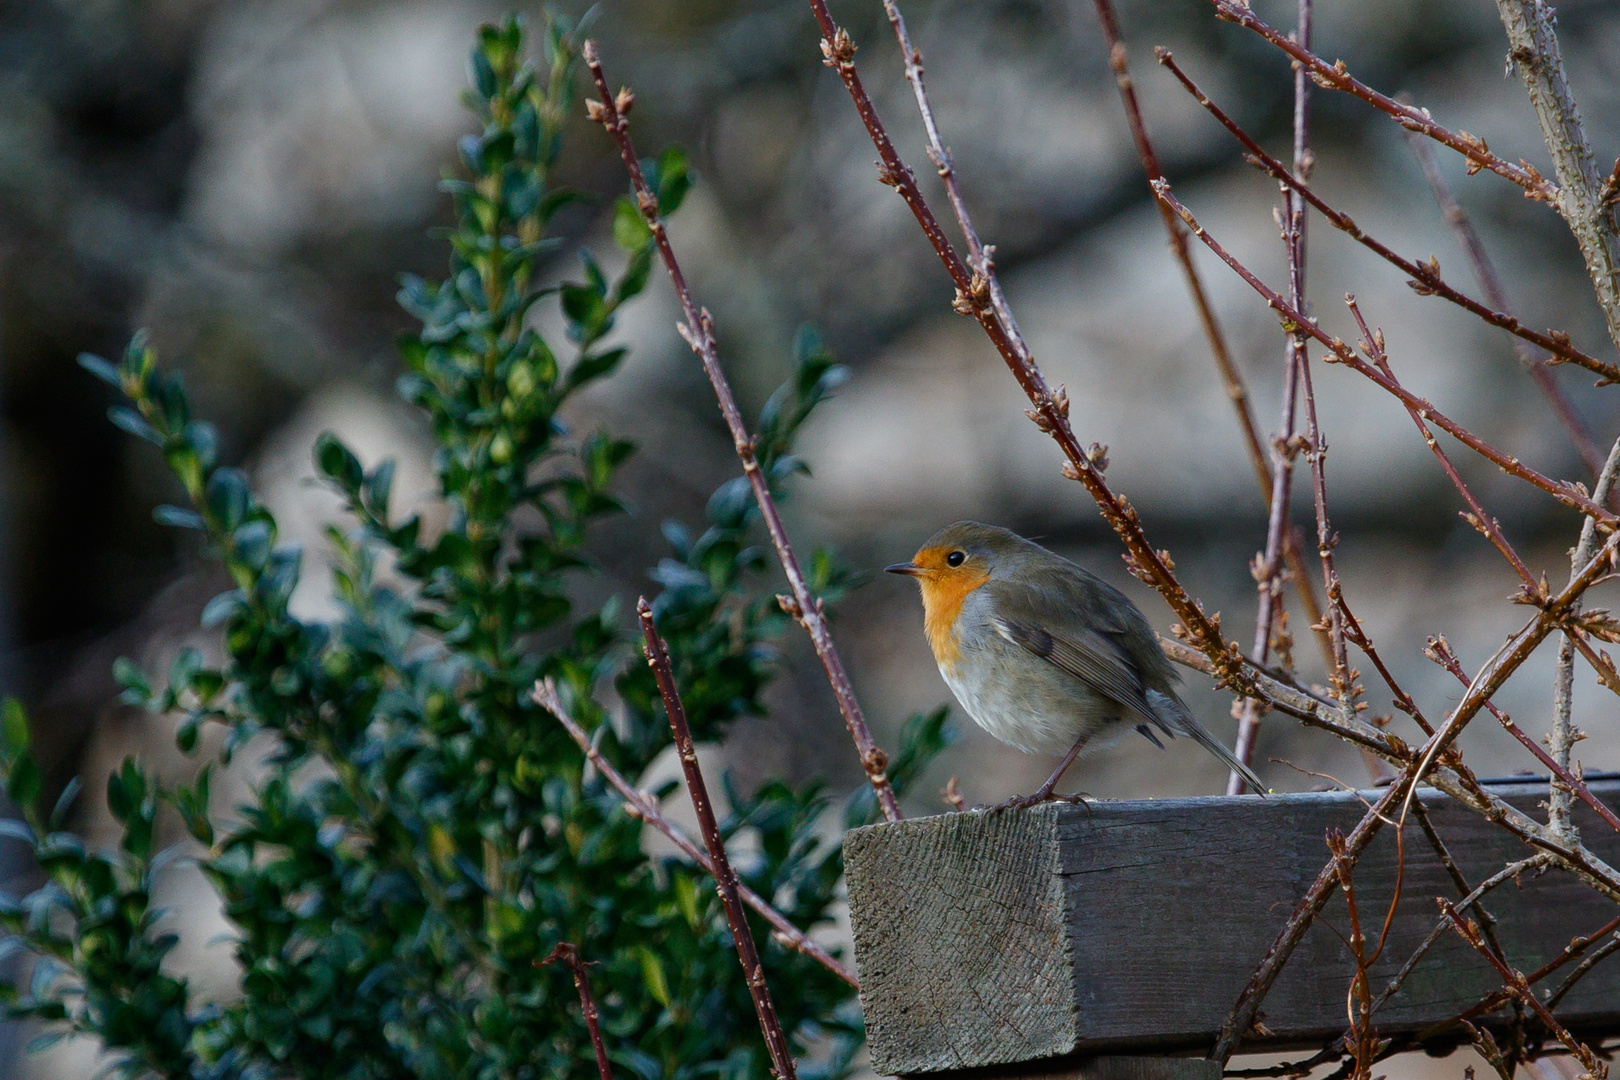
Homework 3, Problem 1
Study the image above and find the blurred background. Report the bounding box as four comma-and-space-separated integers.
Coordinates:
3, 0, 1620, 1075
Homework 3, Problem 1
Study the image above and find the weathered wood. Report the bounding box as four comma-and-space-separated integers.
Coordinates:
844, 778, 1620, 1076
904, 1055, 1220, 1080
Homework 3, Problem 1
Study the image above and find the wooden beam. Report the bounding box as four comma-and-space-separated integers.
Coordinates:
844, 778, 1620, 1076
904, 1055, 1221, 1080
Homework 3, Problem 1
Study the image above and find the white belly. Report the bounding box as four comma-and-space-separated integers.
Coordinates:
939, 654, 1095, 757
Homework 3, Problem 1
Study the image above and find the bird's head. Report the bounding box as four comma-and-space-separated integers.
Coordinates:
886, 522, 1021, 655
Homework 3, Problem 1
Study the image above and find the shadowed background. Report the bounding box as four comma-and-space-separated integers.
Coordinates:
2, 0, 1619, 1075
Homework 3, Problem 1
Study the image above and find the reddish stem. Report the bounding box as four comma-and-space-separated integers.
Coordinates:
541, 942, 616, 1080
1156, 50, 1618, 387
1425, 639, 1620, 834
1232, 0, 1313, 794
1150, 182, 1618, 530
1207, 0, 1558, 202
1345, 297, 1538, 588
1442, 902, 1606, 1077
1408, 135, 1607, 472
1090, 0, 1269, 499
532, 680, 860, 988
639, 599, 799, 1080
582, 42, 902, 822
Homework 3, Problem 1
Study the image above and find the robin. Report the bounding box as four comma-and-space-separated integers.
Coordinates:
887, 521, 1265, 807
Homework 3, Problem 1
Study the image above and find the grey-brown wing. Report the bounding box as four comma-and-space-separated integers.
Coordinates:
993, 617, 1162, 731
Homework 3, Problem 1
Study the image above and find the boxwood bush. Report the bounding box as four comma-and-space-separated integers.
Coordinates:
0, 14, 950, 1080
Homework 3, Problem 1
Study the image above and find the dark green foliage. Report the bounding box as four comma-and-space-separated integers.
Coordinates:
0, 14, 956, 1080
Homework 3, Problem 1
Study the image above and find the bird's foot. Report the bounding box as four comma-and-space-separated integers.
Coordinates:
978, 789, 1093, 813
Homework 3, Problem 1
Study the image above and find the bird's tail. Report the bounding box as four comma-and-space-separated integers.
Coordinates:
1147, 690, 1267, 796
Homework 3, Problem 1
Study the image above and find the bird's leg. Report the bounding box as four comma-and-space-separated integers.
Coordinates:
983, 735, 1091, 812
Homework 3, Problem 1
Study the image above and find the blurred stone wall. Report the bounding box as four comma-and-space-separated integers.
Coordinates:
3, 0, 1620, 1075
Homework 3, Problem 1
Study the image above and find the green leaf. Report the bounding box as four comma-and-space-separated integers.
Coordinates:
655, 146, 690, 215
112, 657, 152, 706
612, 196, 653, 253
153, 505, 204, 530
107, 407, 160, 444
77, 352, 120, 387
47, 777, 81, 831
1, 700, 28, 756
8, 757, 40, 811
637, 946, 672, 1008
674, 873, 701, 929
315, 432, 364, 494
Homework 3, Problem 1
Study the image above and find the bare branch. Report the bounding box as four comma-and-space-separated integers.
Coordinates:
1088, 0, 1269, 498
1213, 777, 1407, 1063
582, 41, 902, 822
531, 680, 860, 990
1207, 0, 1558, 202
1231, 0, 1314, 796
639, 599, 800, 1080
1496, 0, 1620, 350
1409, 135, 1606, 474
1442, 902, 1609, 1078
1552, 434, 1620, 839
1425, 638, 1620, 835
1346, 298, 1538, 588
1369, 855, 1544, 1017
1150, 181, 1620, 530
1545, 929, 1620, 1011
1155, 50, 1620, 386
1447, 910, 1620, 1026
540, 943, 616, 1080
877, 0, 1027, 360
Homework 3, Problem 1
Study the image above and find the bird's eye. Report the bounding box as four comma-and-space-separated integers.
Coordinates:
946, 550, 966, 567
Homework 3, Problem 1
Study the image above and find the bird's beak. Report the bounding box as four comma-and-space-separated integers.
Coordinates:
885, 561, 925, 577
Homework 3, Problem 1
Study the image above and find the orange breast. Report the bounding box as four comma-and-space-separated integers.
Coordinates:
920, 567, 990, 674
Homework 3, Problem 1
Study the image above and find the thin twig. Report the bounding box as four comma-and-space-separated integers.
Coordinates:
1336, 589, 1434, 736
1411, 797, 1512, 964
1150, 182, 1620, 530
1346, 297, 1538, 588
1155, 49, 1618, 386
1568, 626, 1620, 697
1292, 251, 1356, 719
877, 0, 1025, 360
1212, 776, 1408, 1063
1409, 135, 1606, 473
1207, 0, 1558, 203
1425, 637, 1620, 835
540, 943, 615, 1080
1327, 828, 1376, 1080
1088, 1, 1266, 496
639, 599, 800, 1080
1087, 0, 1335, 690
1215, 533, 1620, 1063
1448, 911, 1620, 1026
1551, 434, 1620, 840
1545, 931, 1620, 1011
1369, 856, 1544, 1016
1442, 903, 1609, 1079
1173, 628, 1620, 907
582, 42, 902, 822
532, 679, 860, 989
1231, 0, 1313, 795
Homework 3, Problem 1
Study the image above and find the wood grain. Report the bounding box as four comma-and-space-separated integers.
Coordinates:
844, 779, 1620, 1075
902, 1055, 1221, 1080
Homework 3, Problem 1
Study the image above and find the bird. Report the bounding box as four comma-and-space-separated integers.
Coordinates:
886, 521, 1265, 807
